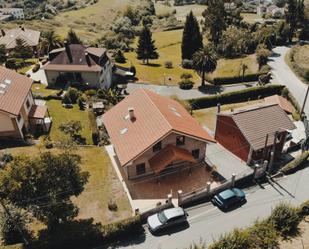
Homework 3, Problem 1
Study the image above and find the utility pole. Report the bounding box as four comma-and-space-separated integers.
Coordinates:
268, 131, 278, 174
262, 134, 269, 162
0, 200, 29, 246
301, 85, 309, 118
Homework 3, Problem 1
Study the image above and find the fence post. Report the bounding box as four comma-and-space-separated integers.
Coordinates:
253, 164, 260, 179
231, 173, 236, 187
177, 190, 182, 206
167, 194, 172, 205
206, 181, 211, 194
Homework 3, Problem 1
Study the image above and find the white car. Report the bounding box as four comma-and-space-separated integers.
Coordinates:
147, 207, 187, 233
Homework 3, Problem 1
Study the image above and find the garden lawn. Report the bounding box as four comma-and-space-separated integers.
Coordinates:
208, 54, 259, 80
17, 58, 39, 74
31, 83, 59, 97
193, 99, 264, 131
46, 100, 92, 144
6, 146, 132, 225
122, 29, 201, 86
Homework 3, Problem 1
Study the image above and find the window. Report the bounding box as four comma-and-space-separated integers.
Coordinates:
136, 163, 146, 175
153, 141, 162, 152
26, 99, 30, 108
176, 136, 185, 146
192, 149, 200, 159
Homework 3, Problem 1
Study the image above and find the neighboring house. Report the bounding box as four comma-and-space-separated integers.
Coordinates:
0, 8, 24, 19
0, 66, 51, 140
257, 4, 284, 18
0, 27, 40, 54
43, 43, 113, 89
215, 104, 295, 165
103, 89, 215, 180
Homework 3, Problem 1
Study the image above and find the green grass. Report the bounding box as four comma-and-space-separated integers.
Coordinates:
17, 58, 39, 74
46, 100, 92, 144
122, 29, 258, 86
31, 84, 59, 97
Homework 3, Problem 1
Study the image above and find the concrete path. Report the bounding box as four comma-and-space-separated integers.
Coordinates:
269, 46, 309, 117
126, 82, 258, 100
26, 63, 48, 85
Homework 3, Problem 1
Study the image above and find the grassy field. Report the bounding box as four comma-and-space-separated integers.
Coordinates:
286, 45, 309, 84
241, 13, 260, 24
193, 99, 264, 131
121, 29, 258, 86
6, 146, 131, 225
46, 100, 93, 144
0, 0, 138, 39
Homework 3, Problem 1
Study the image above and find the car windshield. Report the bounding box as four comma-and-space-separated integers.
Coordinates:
157, 211, 168, 224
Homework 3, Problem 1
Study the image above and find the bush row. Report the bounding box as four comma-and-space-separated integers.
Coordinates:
289, 46, 309, 82
32, 216, 142, 249
0, 245, 23, 249
207, 73, 261, 85
206, 201, 306, 249
281, 151, 309, 174
188, 85, 284, 110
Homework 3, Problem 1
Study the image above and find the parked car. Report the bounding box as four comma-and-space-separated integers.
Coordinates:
211, 188, 246, 210
147, 207, 187, 233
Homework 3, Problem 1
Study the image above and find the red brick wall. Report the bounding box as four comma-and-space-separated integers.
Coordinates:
215, 115, 250, 162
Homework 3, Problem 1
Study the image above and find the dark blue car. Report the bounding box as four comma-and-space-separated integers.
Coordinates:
211, 188, 246, 210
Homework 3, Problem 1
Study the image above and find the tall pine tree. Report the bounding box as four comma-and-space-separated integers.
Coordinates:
136, 26, 159, 64
181, 11, 203, 61
67, 29, 82, 44
285, 0, 297, 41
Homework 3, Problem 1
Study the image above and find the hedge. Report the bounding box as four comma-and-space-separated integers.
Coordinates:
188, 85, 284, 110
32, 216, 143, 249
207, 73, 261, 85
0, 245, 23, 249
280, 151, 309, 174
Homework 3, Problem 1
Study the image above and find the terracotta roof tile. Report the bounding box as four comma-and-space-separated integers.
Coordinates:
149, 144, 196, 174
0, 66, 33, 116
264, 95, 295, 114
103, 89, 215, 166
220, 104, 296, 150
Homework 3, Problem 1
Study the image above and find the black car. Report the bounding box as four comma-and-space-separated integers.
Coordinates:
212, 188, 246, 210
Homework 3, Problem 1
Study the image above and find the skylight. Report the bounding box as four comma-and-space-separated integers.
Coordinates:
120, 128, 128, 135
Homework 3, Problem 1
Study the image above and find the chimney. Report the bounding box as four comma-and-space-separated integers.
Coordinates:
85, 52, 91, 67
128, 107, 135, 121
64, 41, 73, 63
217, 103, 221, 113
1, 29, 5, 37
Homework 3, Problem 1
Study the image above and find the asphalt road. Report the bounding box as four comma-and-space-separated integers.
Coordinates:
102, 164, 309, 249
269, 46, 309, 117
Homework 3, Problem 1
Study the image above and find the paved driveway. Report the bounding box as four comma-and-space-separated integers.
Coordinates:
206, 143, 253, 180
126, 82, 257, 100
26, 64, 48, 85
269, 46, 309, 117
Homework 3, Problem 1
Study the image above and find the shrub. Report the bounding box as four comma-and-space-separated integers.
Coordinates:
249, 220, 279, 249
85, 89, 97, 97
182, 59, 193, 69
181, 73, 192, 79
32, 63, 40, 73
209, 228, 253, 249
164, 61, 173, 68
188, 85, 284, 110
77, 96, 86, 110
5, 58, 25, 70
66, 87, 80, 104
209, 73, 261, 85
268, 202, 301, 237
114, 50, 126, 63
178, 79, 194, 90
62, 94, 72, 104
256, 48, 271, 68
259, 65, 271, 75
299, 200, 309, 217
108, 199, 118, 211
130, 65, 136, 76
280, 151, 309, 174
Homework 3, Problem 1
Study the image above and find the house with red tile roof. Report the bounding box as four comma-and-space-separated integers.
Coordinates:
0, 66, 51, 140
215, 103, 295, 165
103, 89, 215, 179
43, 43, 113, 89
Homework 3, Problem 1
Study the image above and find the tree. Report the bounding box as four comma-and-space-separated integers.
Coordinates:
181, 11, 203, 60
59, 120, 82, 141
202, 0, 227, 45
0, 44, 6, 63
256, 47, 271, 68
274, 0, 287, 7
296, 0, 305, 26
192, 45, 217, 87
39, 30, 63, 55
11, 38, 32, 59
285, 0, 298, 41
114, 49, 126, 63
0, 153, 89, 230
67, 29, 82, 44
136, 25, 159, 64
240, 63, 248, 82
0, 203, 31, 245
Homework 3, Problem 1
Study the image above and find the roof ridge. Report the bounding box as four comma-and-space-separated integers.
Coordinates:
142, 89, 173, 131
233, 103, 278, 115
